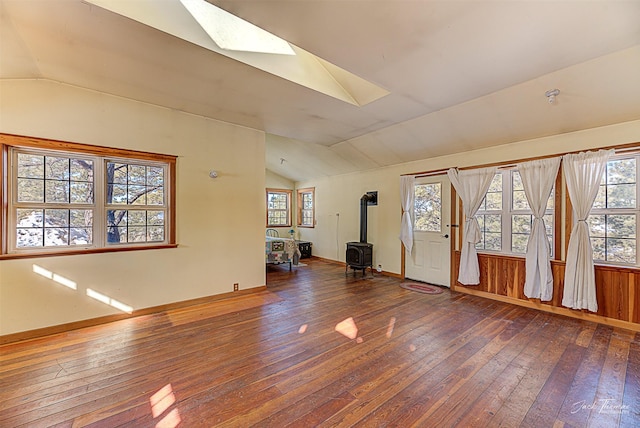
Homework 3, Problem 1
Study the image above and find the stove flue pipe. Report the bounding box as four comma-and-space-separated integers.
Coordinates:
360, 193, 375, 243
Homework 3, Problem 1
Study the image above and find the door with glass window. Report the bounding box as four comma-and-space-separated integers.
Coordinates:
405, 175, 451, 287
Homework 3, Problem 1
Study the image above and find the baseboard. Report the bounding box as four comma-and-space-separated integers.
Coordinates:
311, 256, 402, 278
455, 286, 640, 332
0, 286, 267, 345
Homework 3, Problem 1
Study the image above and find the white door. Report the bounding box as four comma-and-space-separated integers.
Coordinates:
405, 175, 451, 287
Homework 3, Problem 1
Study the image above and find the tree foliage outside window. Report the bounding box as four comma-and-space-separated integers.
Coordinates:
589, 156, 637, 264
414, 183, 441, 232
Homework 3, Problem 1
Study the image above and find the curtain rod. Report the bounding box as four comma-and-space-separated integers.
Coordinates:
402, 141, 640, 178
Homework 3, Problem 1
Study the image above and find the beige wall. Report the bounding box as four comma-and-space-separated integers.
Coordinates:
297, 120, 640, 274
0, 79, 266, 335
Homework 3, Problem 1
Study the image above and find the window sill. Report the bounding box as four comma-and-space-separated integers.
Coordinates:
0, 244, 179, 261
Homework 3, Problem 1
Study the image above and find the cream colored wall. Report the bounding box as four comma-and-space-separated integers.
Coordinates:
0, 79, 266, 335
297, 120, 640, 274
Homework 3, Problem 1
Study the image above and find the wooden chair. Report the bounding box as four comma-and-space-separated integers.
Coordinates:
266, 228, 279, 237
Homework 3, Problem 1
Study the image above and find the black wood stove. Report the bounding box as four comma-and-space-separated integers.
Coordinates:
346, 192, 377, 276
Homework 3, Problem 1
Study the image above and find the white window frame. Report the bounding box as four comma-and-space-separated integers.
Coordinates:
475, 169, 555, 257
266, 189, 292, 227
588, 154, 639, 267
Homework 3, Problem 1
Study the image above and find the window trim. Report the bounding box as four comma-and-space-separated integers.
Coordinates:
296, 187, 315, 228
582, 154, 639, 267
266, 188, 292, 228
474, 168, 557, 258
0, 133, 177, 260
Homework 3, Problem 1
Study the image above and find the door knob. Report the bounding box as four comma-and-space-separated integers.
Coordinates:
442, 234, 449, 238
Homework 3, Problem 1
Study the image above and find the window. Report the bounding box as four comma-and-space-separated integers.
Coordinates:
475, 170, 554, 255
297, 187, 315, 228
414, 182, 441, 232
589, 156, 637, 265
1, 134, 176, 258
266, 189, 291, 227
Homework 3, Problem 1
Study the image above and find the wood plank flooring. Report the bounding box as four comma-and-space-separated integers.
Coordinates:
1, 258, 638, 427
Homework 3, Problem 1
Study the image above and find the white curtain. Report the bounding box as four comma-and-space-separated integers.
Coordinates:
399, 175, 415, 254
517, 157, 561, 301
562, 149, 613, 312
447, 166, 497, 285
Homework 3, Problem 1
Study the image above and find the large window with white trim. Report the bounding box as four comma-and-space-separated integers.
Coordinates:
588, 155, 638, 265
1, 134, 176, 257
475, 169, 554, 256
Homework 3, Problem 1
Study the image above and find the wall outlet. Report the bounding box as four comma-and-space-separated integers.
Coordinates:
376, 264, 383, 273
233, 283, 239, 291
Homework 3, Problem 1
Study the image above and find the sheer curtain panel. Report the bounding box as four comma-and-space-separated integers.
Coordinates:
562, 149, 613, 312
447, 166, 497, 285
517, 157, 561, 301
400, 175, 415, 254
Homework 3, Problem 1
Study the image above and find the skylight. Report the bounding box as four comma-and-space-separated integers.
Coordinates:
179, 0, 295, 55
85, 0, 389, 106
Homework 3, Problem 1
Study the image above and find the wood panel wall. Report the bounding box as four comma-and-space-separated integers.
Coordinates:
453, 251, 640, 330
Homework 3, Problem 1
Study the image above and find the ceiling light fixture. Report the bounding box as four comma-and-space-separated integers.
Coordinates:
545, 88, 560, 104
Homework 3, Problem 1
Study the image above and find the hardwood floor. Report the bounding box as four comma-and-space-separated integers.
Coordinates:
1, 258, 638, 427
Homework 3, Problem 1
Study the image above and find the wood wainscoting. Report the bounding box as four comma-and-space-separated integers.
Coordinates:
453, 251, 640, 331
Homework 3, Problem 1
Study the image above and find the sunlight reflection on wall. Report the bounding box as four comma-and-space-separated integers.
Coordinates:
33, 264, 77, 290
87, 288, 133, 313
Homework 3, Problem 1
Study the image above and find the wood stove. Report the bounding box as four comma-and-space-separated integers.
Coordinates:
346, 192, 377, 276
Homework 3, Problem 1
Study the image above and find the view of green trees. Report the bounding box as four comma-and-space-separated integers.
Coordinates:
15, 153, 165, 248
414, 183, 441, 232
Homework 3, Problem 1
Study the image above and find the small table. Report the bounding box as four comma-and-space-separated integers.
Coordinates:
296, 240, 312, 258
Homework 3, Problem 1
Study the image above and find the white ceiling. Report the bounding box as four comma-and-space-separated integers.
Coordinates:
1, 0, 640, 182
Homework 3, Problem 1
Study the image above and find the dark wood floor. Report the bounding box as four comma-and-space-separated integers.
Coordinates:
1, 258, 638, 427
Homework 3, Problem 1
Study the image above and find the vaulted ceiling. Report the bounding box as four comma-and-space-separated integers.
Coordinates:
2, 0, 640, 182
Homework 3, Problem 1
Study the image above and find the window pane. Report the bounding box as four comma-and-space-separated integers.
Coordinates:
485, 233, 501, 251
147, 188, 164, 205
44, 228, 69, 246
45, 181, 70, 203
607, 158, 635, 184
128, 185, 147, 205
45, 209, 69, 227
70, 209, 93, 227
17, 178, 44, 202
588, 215, 606, 238
128, 226, 147, 242
512, 234, 528, 254
45, 157, 69, 180
607, 238, 636, 264
70, 182, 93, 203
17, 154, 44, 178
608, 184, 636, 208
147, 166, 164, 186
148, 226, 165, 242
148, 210, 164, 226
488, 174, 502, 192
607, 214, 635, 238
128, 210, 146, 225
414, 183, 441, 232
512, 190, 529, 210
17, 228, 43, 248
109, 163, 127, 184
109, 184, 127, 204
128, 165, 147, 185
70, 159, 93, 181
592, 237, 605, 261
485, 192, 502, 211
593, 185, 606, 209
512, 214, 531, 234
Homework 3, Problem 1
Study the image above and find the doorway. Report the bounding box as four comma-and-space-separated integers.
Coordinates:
405, 174, 451, 287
